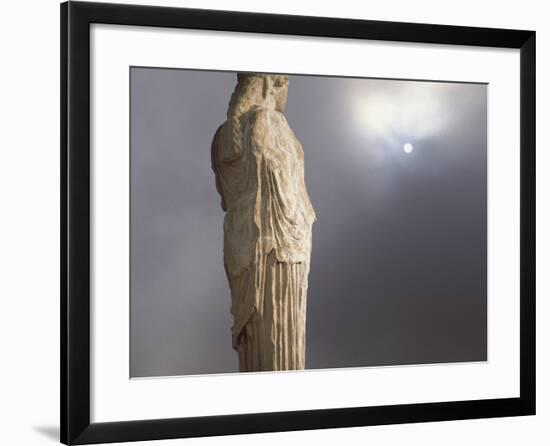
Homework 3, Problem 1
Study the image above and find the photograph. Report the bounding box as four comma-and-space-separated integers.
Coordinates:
56, 2, 537, 444
130, 68, 488, 377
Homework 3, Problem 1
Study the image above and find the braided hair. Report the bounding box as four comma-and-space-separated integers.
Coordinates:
226, 74, 266, 161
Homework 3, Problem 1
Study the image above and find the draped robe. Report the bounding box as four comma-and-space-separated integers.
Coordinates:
212, 106, 316, 371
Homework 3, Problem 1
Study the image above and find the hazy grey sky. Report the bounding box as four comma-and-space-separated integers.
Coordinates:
130, 68, 487, 377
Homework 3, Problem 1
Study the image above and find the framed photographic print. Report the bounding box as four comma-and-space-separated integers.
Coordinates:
61, 1, 536, 444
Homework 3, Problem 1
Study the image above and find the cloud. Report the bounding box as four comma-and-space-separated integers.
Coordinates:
348, 80, 473, 161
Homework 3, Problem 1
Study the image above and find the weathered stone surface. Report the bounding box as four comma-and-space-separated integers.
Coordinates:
211, 73, 316, 372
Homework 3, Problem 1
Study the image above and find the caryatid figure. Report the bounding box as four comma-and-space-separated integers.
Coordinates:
211, 73, 316, 372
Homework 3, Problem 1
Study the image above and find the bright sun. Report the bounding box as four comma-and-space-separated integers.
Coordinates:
403, 143, 413, 154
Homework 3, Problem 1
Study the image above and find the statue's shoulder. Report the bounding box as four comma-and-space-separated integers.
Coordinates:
211, 123, 224, 147
214, 121, 232, 144
211, 123, 224, 165
246, 107, 286, 123
246, 108, 288, 143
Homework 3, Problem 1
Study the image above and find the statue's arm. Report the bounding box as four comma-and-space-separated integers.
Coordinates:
248, 109, 276, 155
216, 119, 243, 164
296, 139, 317, 223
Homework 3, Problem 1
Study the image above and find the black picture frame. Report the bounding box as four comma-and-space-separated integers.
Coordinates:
61, 1, 536, 444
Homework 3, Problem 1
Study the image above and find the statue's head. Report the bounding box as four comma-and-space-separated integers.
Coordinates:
229, 73, 289, 117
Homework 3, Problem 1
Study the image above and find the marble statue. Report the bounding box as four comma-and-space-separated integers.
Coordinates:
211, 73, 316, 372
